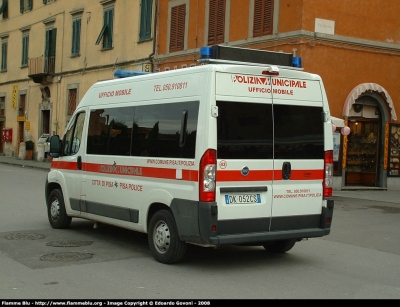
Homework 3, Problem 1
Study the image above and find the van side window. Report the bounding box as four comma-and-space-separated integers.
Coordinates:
87, 107, 134, 156
87, 101, 199, 158
63, 111, 85, 156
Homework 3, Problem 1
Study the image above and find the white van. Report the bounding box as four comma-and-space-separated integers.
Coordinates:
45, 46, 334, 264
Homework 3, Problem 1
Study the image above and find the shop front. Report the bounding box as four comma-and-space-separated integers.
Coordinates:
334, 83, 400, 190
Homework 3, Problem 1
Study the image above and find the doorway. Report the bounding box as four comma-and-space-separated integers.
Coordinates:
42, 109, 50, 134
0, 121, 3, 154
345, 119, 380, 186
18, 121, 24, 156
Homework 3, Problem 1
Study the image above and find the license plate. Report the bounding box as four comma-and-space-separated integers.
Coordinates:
225, 194, 261, 204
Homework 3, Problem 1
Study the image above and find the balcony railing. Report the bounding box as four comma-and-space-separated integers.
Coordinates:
28, 56, 55, 83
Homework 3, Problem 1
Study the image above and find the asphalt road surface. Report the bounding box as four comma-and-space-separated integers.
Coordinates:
0, 164, 399, 300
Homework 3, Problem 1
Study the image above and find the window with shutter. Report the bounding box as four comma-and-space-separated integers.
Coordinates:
208, 0, 225, 45
44, 28, 56, 73
72, 18, 81, 56
169, 4, 186, 52
253, 0, 274, 37
20, 0, 32, 13
104, 8, 114, 49
96, 7, 114, 49
139, 0, 153, 41
1, 41, 7, 72
21, 34, 29, 67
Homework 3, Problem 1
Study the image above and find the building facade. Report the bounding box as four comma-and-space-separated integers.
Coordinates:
0, 0, 155, 158
154, 0, 400, 190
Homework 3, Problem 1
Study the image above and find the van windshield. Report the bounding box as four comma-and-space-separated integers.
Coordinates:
216, 101, 324, 160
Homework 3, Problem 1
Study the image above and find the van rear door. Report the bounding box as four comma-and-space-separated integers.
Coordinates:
215, 70, 274, 231
269, 76, 325, 230
215, 69, 326, 235
216, 99, 274, 224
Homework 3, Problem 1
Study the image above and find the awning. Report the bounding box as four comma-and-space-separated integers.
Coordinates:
343, 83, 397, 120
331, 116, 345, 128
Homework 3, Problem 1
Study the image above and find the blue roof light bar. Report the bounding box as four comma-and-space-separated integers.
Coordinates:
198, 45, 299, 67
114, 70, 152, 78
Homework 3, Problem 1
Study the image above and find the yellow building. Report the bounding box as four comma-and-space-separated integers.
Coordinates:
0, 0, 155, 158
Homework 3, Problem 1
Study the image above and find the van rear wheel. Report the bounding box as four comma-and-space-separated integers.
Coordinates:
263, 239, 296, 253
47, 189, 72, 229
148, 210, 186, 264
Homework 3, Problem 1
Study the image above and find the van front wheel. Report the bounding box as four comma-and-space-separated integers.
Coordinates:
47, 189, 72, 229
263, 239, 296, 253
148, 210, 187, 264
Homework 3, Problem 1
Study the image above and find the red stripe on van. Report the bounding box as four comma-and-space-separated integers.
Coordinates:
289, 169, 324, 180
51, 161, 322, 182
217, 170, 274, 181
51, 160, 78, 170
51, 160, 198, 181
217, 169, 323, 181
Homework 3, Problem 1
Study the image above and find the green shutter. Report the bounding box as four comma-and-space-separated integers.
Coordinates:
0, 0, 8, 15
72, 19, 81, 55
77, 20, 81, 53
139, 0, 153, 41
28, 0, 32, 10
71, 21, 75, 54
21, 36, 25, 66
22, 35, 29, 66
50, 28, 57, 56
96, 7, 114, 48
4, 41, 7, 70
45, 28, 57, 57
43, 0, 47, 4
45, 30, 50, 56
105, 8, 114, 48
20, 0, 23, 13
1, 41, 7, 71
95, 24, 107, 45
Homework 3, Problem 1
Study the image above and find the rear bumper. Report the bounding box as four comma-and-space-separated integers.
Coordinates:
207, 228, 330, 245
171, 198, 333, 246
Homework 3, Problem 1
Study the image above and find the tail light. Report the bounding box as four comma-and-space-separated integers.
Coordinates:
199, 149, 216, 202
324, 150, 333, 197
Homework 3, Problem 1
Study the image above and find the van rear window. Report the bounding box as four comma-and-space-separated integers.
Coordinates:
217, 101, 324, 160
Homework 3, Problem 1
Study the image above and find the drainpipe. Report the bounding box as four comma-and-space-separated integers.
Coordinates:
148, 0, 158, 71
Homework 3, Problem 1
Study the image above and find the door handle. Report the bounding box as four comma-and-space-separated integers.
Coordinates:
77, 156, 82, 170
282, 162, 291, 180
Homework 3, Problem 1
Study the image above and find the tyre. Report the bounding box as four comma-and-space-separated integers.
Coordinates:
263, 239, 296, 253
47, 189, 72, 229
148, 210, 187, 264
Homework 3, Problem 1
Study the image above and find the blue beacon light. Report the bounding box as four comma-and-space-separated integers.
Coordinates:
292, 57, 302, 68
199, 46, 213, 59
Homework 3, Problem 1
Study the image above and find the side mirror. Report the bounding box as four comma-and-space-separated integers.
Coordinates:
49, 135, 61, 158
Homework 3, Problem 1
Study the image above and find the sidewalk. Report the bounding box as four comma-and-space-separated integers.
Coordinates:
0, 155, 51, 171
0, 154, 399, 204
